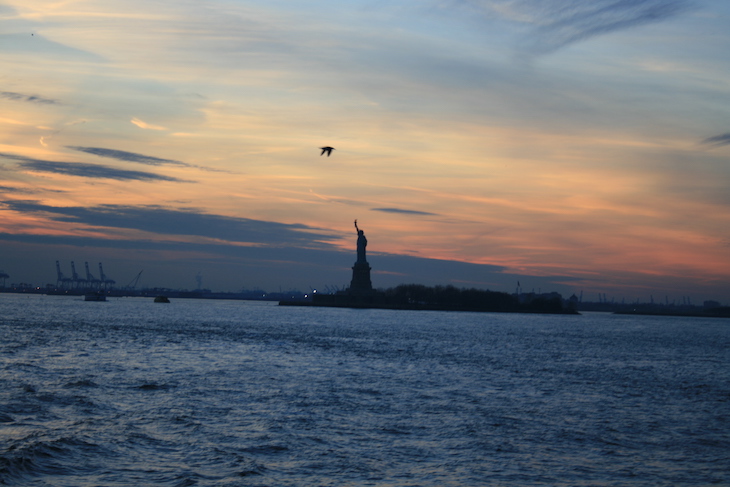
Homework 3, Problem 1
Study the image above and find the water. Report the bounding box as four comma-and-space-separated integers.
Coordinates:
1, 294, 728, 486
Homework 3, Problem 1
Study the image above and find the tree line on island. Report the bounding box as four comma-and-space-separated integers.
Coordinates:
375, 284, 574, 314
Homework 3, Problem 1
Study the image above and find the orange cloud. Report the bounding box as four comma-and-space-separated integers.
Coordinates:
131, 118, 167, 131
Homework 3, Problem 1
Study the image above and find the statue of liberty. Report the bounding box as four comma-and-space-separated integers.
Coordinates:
354, 219, 367, 264
349, 219, 373, 294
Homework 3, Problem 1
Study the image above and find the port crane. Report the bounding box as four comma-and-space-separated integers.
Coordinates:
55, 261, 73, 289
84, 262, 102, 289
98, 263, 116, 288
125, 270, 144, 290
70, 261, 85, 288
54, 261, 115, 290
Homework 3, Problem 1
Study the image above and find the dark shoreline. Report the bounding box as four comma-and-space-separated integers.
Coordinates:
614, 309, 730, 319
0, 287, 295, 302
4, 287, 725, 318
280, 288, 580, 315
278, 299, 580, 314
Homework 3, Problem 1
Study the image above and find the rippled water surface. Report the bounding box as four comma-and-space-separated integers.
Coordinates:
1, 294, 728, 486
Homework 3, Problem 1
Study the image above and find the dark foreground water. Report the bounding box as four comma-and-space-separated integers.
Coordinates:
1, 294, 728, 486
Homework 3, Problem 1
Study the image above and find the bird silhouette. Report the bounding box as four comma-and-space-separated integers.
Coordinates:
320, 146, 335, 156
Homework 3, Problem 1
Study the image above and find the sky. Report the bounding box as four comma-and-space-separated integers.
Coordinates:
1, 0, 729, 302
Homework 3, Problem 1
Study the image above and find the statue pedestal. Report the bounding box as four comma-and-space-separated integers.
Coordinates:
349, 261, 373, 295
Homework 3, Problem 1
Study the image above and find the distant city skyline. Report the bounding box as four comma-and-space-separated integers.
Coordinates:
1, 1, 729, 303
0, 253, 723, 306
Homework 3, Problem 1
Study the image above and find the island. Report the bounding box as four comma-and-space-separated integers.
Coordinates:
280, 222, 578, 314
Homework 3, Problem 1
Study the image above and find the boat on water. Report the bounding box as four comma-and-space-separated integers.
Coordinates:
154, 295, 170, 303
84, 292, 106, 302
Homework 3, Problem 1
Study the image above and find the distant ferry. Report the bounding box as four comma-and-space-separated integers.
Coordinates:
84, 292, 106, 302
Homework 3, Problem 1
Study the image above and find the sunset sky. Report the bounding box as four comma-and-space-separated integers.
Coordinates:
1, 0, 729, 302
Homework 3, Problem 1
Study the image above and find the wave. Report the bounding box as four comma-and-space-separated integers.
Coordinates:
0, 436, 104, 484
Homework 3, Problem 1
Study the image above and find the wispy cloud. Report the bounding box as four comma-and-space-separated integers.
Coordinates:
67, 146, 234, 174
1, 91, 59, 105
40, 120, 87, 147
1, 201, 340, 248
0, 185, 32, 195
0, 153, 190, 182
0, 33, 105, 61
700, 133, 730, 147
529, 0, 690, 55
452, 0, 692, 55
0, 184, 65, 195
22, 161, 188, 182
68, 146, 188, 167
371, 207, 437, 216
131, 117, 167, 131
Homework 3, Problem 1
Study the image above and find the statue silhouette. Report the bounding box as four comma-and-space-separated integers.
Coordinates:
349, 219, 373, 294
354, 220, 367, 263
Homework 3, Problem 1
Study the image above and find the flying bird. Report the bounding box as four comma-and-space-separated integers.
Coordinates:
320, 146, 335, 156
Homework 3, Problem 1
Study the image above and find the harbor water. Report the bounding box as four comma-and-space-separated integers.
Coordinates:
1, 294, 728, 486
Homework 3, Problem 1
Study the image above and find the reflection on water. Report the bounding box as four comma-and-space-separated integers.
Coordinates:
1, 295, 728, 486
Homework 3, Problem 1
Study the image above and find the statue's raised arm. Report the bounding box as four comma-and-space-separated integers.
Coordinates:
354, 219, 359, 234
